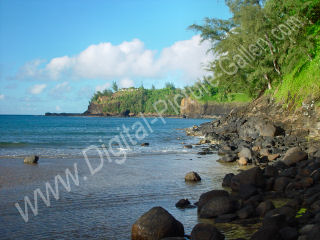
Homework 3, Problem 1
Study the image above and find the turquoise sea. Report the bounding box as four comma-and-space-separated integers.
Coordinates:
0, 115, 238, 239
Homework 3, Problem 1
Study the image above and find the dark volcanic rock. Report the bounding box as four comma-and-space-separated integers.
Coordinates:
273, 177, 291, 192
264, 166, 278, 178
238, 184, 258, 200
239, 118, 279, 141
256, 201, 275, 217
191, 223, 225, 240
279, 227, 298, 240
280, 168, 297, 178
265, 206, 296, 221
262, 213, 287, 230
132, 207, 184, 240
258, 122, 277, 137
250, 226, 281, 240
244, 194, 264, 208
215, 213, 237, 223
175, 199, 191, 209
198, 190, 229, 206
237, 205, 255, 219
231, 167, 266, 191
222, 173, 235, 188
282, 147, 308, 166
197, 190, 236, 218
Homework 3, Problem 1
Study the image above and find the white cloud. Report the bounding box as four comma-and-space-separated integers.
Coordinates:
95, 82, 111, 92
21, 35, 213, 84
119, 78, 134, 88
45, 56, 72, 80
29, 84, 46, 94
56, 105, 61, 111
0, 94, 4, 100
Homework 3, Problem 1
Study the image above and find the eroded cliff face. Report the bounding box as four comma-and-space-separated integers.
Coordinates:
85, 102, 103, 115
180, 98, 247, 118
85, 97, 247, 117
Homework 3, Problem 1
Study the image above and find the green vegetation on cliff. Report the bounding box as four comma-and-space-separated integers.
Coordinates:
274, 23, 320, 108
190, 0, 320, 107
184, 77, 252, 103
89, 84, 184, 115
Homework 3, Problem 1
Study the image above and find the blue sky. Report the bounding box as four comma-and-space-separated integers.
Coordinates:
0, 0, 230, 114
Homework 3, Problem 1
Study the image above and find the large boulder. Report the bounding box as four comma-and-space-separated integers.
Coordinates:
238, 147, 253, 160
237, 205, 255, 219
251, 214, 288, 240
185, 172, 201, 182
132, 207, 184, 240
238, 184, 258, 200
273, 177, 291, 192
231, 167, 266, 191
197, 190, 236, 218
264, 166, 278, 178
239, 118, 279, 140
24, 155, 39, 164
222, 173, 235, 188
257, 122, 277, 137
191, 223, 225, 240
282, 147, 308, 166
175, 199, 191, 209
239, 119, 260, 141
256, 201, 275, 217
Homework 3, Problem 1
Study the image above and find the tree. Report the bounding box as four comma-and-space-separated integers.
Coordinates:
102, 89, 113, 97
139, 82, 145, 90
189, 0, 319, 97
112, 81, 118, 92
165, 82, 175, 90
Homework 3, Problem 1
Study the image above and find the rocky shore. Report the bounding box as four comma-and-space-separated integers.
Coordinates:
131, 97, 320, 240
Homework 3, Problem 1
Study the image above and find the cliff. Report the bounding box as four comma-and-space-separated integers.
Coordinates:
84, 96, 247, 118
180, 98, 247, 118
85, 102, 104, 115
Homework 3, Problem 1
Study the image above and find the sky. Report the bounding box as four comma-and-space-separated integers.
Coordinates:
0, 0, 230, 114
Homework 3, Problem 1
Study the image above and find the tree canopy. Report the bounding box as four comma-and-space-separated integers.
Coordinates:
190, 0, 320, 98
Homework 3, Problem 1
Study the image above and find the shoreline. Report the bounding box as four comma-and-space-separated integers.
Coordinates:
44, 112, 219, 119
132, 96, 320, 239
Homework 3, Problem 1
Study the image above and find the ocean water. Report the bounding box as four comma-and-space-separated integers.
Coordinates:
0, 115, 241, 239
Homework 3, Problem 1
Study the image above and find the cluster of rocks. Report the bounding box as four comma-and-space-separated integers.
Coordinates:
132, 151, 320, 239
187, 114, 319, 168
132, 111, 320, 239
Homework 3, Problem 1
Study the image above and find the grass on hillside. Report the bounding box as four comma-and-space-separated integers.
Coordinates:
274, 47, 320, 108
196, 93, 252, 103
